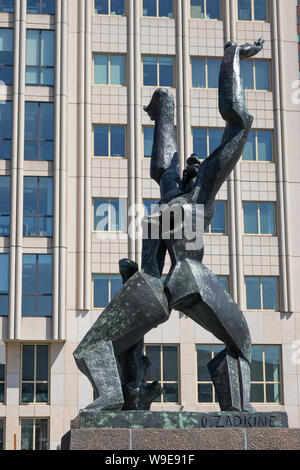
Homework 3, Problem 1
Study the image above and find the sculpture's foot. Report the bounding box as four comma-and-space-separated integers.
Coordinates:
242, 403, 256, 413
81, 396, 123, 413
143, 88, 174, 121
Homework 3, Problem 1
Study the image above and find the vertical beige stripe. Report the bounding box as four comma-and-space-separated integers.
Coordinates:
175, 0, 184, 175
182, 0, 191, 163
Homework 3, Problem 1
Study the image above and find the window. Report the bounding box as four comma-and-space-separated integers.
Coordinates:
0, 176, 10, 236
196, 344, 281, 404
25, 102, 54, 161
217, 275, 229, 292
26, 30, 55, 86
0, 419, 3, 450
21, 345, 49, 404
93, 274, 122, 308
94, 125, 126, 157
238, 0, 267, 21
144, 199, 159, 216
94, 0, 125, 15
0, 254, 9, 317
250, 346, 281, 403
143, 56, 174, 87
0, 0, 14, 13
243, 202, 275, 235
93, 198, 127, 232
143, 126, 154, 158
0, 102, 12, 160
0, 342, 6, 403
205, 201, 226, 234
94, 54, 125, 85
143, 0, 173, 18
191, 57, 221, 88
145, 345, 179, 403
245, 276, 278, 310
24, 177, 53, 237
22, 255, 52, 317
0, 28, 13, 85
190, 0, 220, 19
242, 130, 273, 162
240, 60, 270, 91
192, 128, 223, 159
20, 418, 49, 450
27, 0, 55, 14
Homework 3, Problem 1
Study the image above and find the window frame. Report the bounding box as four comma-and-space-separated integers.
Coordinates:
93, 53, 126, 86
0, 253, 9, 317
0, 0, 14, 13
20, 344, 50, 405
93, 197, 128, 233
205, 200, 227, 235
237, 0, 269, 22
196, 344, 223, 404
242, 129, 274, 163
241, 59, 272, 91
0, 418, 4, 450
24, 101, 54, 162
0, 342, 6, 405
22, 254, 53, 318
26, 0, 55, 15
0, 101, 12, 161
0, 27, 14, 86
191, 127, 225, 159
244, 276, 279, 312
142, 55, 175, 88
92, 273, 123, 309
94, 0, 126, 16
19, 418, 49, 450
144, 344, 180, 405
191, 57, 222, 89
0, 175, 10, 237
142, 125, 154, 158
142, 0, 174, 18
93, 124, 126, 158
25, 29, 55, 87
242, 201, 276, 236
190, 0, 222, 20
23, 176, 53, 238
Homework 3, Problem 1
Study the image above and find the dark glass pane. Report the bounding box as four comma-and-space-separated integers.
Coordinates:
262, 277, 278, 310
110, 126, 125, 157
0, 419, 3, 450
38, 178, 53, 216
266, 383, 280, 404
0, 216, 9, 236
159, 0, 173, 18
22, 295, 36, 316
207, 59, 221, 88
24, 177, 37, 216
40, 103, 54, 140
242, 130, 256, 160
0, 0, 14, 13
244, 202, 258, 234
27, 0, 55, 14
93, 275, 109, 308
0, 65, 13, 85
36, 345, 48, 381
163, 346, 178, 381
250, 346, 263, 381
209, 128, 223, 153
35, 419, 48, 450
197, 345, 211, 381
0, 383, 4, 403
40, 141, 53, 161
193, 128, 207, 158
36, 382, 48, 403
192, 58, 205, 88
25, 67, 39, 85
23, 216, 37, 237
264, 346, 280, 382
143, 0, 156, 16
260, 203, 275, 235
257, 130, 272, 162
94, 126, 109, 156
22, 382, 34, 403
245, 277, 261, 310
213, 345, 224, 356
22, 345, 35, 380
143, 56, 157, 86
0, 102, 12, 139
38, 216, 52, 237
22, 255, 37, 294
111, 0, 124, 15
255, 61, 270, 90
0, 364, 5, 382
238, 0, 251, 20
110, 55, 125, 85
0, 295, 8, 316
0, 254, 9, 296
198, 383, 213, 403
25, 102, 39, 139
37, 295, 52, 317
94, 0, 108, 14
24, 141, 39, 161
145, 346, 161, 381
110, 198, 126, 231
94, 199, 109, 231
250, 383, 264, 403
0, 28, 13, 66
144, 199, 159, 216
240, 60, 254, 89
144, 126, 154, 157
211, 201, 226, 233
254, 0, 267, 21
21, 419, 34, 450
217, 276, 228, 292
0, 140, 11, 160
94, 54, 108, 84
206, 0, 220, 19
38, 255, 52, 294
0, 175, 10, 216
191, 0, 204, 18
110, 275, 122, 301
40, 67, 54, 86
163, 383, 178, 403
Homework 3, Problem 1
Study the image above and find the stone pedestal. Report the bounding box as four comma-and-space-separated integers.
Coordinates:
61, 411, 300, 451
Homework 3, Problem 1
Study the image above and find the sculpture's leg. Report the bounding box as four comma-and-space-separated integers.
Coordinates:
74, 270, 169, 411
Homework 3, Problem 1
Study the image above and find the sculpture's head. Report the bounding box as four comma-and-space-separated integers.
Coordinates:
182, 153, 202, 186
224, 41, 238, 51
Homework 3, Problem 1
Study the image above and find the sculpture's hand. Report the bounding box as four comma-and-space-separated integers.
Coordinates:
239, 37, 265, 59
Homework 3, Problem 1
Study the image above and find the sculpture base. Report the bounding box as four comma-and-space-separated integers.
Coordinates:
60, 411, 297, 450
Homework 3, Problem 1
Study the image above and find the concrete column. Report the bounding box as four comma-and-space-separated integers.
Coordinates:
175, 0, 184, 174
182, 0, 191, 163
